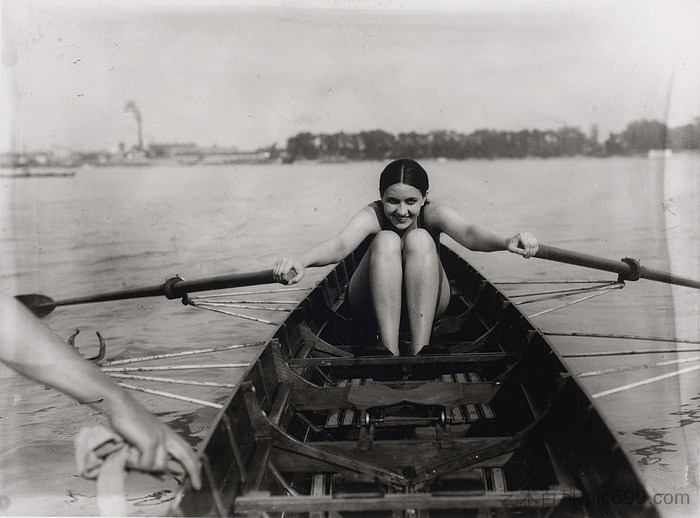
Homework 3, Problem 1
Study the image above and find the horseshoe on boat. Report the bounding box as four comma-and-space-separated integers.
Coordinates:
67, 328, 107, 363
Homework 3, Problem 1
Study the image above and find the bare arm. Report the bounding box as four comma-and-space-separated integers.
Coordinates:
273, 206, 378, 284
431, 203, 538, 257
0, 294, 201, 488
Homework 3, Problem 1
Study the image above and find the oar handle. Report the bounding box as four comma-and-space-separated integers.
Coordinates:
535, 245, 633, 276
166, 270, 278, 298
535, 244, 700, 289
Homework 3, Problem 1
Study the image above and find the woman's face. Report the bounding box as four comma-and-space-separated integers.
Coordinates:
381, 182, 426, 230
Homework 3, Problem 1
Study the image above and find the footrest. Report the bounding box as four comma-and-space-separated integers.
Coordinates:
349, 382, 465, 410
442, 373, 495, 422
325, 378, 364, 428
319, 375, 497, 428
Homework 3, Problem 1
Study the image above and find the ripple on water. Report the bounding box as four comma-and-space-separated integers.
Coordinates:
632, 395, 700, 470
632, 428, 677, 469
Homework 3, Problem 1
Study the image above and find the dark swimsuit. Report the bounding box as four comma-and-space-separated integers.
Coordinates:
368, 200, 441, 246
351, 201, 446, 347
348, 201, 445, 312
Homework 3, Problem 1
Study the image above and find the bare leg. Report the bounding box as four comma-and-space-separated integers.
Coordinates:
348, 231, 402, 355
402, 229, 450, 355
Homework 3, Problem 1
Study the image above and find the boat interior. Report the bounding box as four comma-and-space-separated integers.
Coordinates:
174, 241, 657, 518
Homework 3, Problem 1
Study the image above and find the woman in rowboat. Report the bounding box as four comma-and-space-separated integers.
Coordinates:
0, 293, 201, 489
273, 158, 538, 356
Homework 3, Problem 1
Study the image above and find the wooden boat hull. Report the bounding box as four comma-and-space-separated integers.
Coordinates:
172, 240, 658, 517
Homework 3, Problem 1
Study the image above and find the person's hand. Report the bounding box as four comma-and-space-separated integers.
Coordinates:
506, 231, 538, 258
0, 294, 202, 490
106, 395, 202, 490
273, 257, 304, 284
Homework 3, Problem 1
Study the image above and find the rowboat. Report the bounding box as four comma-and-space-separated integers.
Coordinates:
159, 239, 664, 518
17, 237, 699, 517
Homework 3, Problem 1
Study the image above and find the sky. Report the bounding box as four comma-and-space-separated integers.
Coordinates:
1, 0, 699, 153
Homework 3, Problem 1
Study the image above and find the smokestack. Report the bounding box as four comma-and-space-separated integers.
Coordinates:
124, 102, 143, 151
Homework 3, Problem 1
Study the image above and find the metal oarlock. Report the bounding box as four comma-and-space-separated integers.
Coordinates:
618, 257, 641, 282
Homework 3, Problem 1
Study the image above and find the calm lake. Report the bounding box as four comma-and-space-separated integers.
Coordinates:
0, 155, 698, 516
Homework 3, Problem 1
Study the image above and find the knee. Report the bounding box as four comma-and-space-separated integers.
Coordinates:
403, 229, 436, 254
371, 231, 402, 255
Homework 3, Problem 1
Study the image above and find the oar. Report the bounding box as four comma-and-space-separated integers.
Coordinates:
535, 244, 700, 289
16, 269, 290, 318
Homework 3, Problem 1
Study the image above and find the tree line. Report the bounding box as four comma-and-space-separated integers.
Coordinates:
283, 118, 700, 161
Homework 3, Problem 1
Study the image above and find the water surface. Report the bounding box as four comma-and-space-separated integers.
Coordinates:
0, 156, 697, 516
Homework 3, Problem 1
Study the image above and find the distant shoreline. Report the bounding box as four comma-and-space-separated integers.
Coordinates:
3, 150, 697, 172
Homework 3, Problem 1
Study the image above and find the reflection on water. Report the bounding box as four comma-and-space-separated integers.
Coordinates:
633, 400, 700, 470
0, 155, 698, 516
633, 428, 679, 469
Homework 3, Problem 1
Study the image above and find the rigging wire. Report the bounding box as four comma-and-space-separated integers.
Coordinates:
526, 283, 625, 318
188, 299, 298, 305
592, 363, 700, 399
116, 382, 223, 409
97, 289, 300, 411
547, 332, 700, 345
577, 356, 700, 378
508, 283, 617, 299
187, 301, 278, 325
186, 301, 292, 312
562, 348, 700, 358
101, 342, 262, 367
506, 279, 696, 356
112, 276, 697, 409
107, 373, 238, 388
516, 282, 623, 307
102, 363, 249, 372
187, 286, 308, 299
494, 280, 614, 284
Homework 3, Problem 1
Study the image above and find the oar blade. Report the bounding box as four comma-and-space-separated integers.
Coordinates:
15, 294, 56, 318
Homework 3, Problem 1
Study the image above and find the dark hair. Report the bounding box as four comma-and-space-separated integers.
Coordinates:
379, 159, 429, 196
